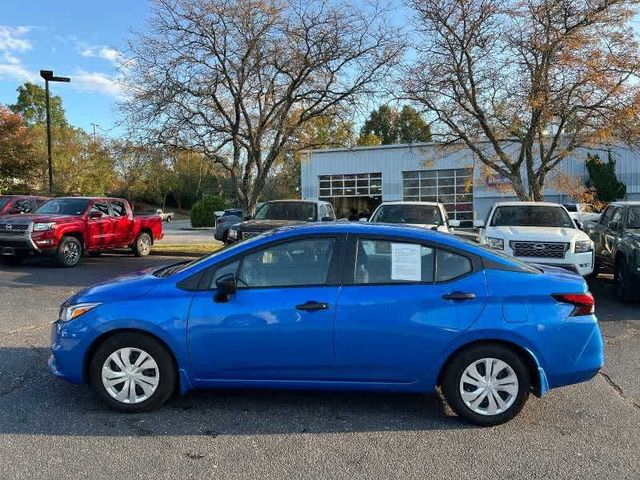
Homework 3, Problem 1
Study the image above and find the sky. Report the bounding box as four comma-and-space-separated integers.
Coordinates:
0, 0, 151, 136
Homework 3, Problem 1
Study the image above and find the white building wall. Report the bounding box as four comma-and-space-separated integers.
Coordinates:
301, 142, 640, 220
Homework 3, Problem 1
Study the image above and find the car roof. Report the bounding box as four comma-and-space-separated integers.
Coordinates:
376, 201, 443, 207
610, 201, 640, 206
45, 196, 127, 202
265, 199, 323, 204
492, 201, 565, 208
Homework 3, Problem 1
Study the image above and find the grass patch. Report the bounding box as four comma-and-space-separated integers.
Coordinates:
151, 243, 222, 257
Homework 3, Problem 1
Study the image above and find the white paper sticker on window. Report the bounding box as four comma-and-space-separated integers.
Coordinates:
391, 243, 422, 281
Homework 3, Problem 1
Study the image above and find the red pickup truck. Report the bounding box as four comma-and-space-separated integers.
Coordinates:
0, 197, 163, 267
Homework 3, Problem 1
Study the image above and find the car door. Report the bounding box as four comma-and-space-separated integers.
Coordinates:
86, 201, 114, 249
109, 200, 131, 246
186, 235, 345, 381
333, 236, 488, 383
601, 207, 623, 269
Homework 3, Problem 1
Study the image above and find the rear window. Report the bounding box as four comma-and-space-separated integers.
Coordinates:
254, 202, 317, 221
371, 204, 443, 225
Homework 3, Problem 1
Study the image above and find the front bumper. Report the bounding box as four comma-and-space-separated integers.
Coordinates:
506, 249, 594, 276
49, 320, 88, 384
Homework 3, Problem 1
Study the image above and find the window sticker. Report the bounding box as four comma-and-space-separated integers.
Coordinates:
391, 243, 422, 281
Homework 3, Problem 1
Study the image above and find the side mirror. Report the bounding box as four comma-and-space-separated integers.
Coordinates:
473, 219, 485, 229
89, 211, 103, 219
575, 220, 583, 230
214, 273, 237, 302
608, 221, 619, 231
448, 219, 461, 228
358, 217, 368, 223
321, 216, 334, 222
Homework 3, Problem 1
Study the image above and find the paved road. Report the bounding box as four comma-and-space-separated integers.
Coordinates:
0, 257, 638, 479
160, 219, 220, 244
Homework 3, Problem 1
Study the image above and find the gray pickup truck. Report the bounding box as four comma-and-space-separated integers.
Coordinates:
583, 201, 640, 301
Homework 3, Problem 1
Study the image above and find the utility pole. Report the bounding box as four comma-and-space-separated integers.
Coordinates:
39, 70, 70, 194
90, 123, 99, 143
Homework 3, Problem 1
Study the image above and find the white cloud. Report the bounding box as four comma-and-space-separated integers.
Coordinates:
0, 63, 36, 82
72, 70, 123, 98
0, 26, 32, 52
2, 52, 20, 64
77, 44, 122, 67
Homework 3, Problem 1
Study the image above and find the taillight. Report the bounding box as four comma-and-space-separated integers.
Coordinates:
552, 293, 595, 316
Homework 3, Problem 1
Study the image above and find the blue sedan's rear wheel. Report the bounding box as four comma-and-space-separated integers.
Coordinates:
89, 332, 176, 412
442, 344, 529, 426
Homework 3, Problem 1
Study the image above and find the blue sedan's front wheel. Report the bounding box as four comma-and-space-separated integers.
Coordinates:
442, 344, 530, 426
89, 332, 176, 412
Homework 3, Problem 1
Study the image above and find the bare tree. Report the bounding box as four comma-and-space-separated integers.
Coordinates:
403, 0, 640, 201
121, 0, 403, 212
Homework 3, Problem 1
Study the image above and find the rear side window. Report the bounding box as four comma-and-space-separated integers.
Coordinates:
111, 201, 127, 217
353, 239, 473, 284
90, 202, 110, 216
435, 250, 472, 282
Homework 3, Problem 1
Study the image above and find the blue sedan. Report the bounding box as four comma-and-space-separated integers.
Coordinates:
49, 223, 604, 425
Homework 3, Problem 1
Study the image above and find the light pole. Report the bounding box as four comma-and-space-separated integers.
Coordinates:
40, 70, 70, 194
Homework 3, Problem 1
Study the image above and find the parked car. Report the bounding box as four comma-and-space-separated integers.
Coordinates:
214, 209, 245, 242
154, 209, 175, 223
227, 199, 336, 243
474, 202, 594, 276
0, 197, 163, 267
367, 201, 460, 232
583, 201, 640, 301
49, 222, 603, 425
563, 203, 601, 227
0, 195, 48, 215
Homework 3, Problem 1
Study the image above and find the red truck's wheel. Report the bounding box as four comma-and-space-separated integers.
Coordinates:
56, 236, 82, 267
133, 232, 152, 257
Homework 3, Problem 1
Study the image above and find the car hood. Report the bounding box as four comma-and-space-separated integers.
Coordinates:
238, 219, 308, 231
64, 266, 164, 305
487, 226, 588, 242
0, 213, 81, 224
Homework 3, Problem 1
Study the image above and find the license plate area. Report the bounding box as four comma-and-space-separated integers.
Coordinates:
1, 247, 16, 256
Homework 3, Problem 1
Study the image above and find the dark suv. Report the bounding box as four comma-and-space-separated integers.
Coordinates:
0, 195, 48, 216
584, 201, 640, 301
227, 200, 336, 243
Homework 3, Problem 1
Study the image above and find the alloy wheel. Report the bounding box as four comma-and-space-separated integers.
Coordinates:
101, 347, 160, 404
459, 357, 519, 416
63, 241, 80, 265
138, 235, 151, 255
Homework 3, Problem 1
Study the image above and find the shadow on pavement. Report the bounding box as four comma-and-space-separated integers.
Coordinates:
0, 346, 473, 437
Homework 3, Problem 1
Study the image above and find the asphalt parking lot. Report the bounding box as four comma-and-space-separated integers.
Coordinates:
0, 255, 638, 479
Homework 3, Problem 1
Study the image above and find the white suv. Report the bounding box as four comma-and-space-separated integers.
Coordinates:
368, 201, 460, 233
474, 202, 594, 276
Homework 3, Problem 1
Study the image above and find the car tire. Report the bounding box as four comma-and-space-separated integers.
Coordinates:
55, 236, 82, 268
614, 259, 634, 302
132, 232, 152, 257
442, 344, 530, 426
166, 216, 172, 223
88, 332, 176, 412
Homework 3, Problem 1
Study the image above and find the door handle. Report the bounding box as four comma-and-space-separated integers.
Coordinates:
442, 291, 476, 301
295, 301, 329, 311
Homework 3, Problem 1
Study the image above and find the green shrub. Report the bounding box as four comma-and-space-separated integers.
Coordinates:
586, 152, 626, 203
190, 195, 226, 228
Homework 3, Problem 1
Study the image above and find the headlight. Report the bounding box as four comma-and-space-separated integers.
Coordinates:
228, 228, 238, 239
33, 222, 55, 231
574, 240, 593, 253
59, 302, 101, 322
487, 237, 504, 250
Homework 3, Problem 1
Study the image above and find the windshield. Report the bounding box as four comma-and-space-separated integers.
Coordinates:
254, 202, 316, 221
563, 204, 578, 212
370, 204, 443, 225
154, 232, 268, 277
36, 198, 90, 216
628, 207, 640, 229
490, 205, 574, 228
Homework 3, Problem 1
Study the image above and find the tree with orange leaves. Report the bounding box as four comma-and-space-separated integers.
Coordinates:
0, 105, 39, 193
403, 0, 640, 201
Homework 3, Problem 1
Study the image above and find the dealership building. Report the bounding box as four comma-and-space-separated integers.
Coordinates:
300, 142, 640, 224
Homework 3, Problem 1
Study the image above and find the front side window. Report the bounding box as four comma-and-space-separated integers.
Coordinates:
254, 202, 317, 222
237, 238, 336, 288
600, 206, 616, 225
490, 206, 574, 228
610, 208, 624, 226
370, 204, 443, 225
36, 198, 90, 216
